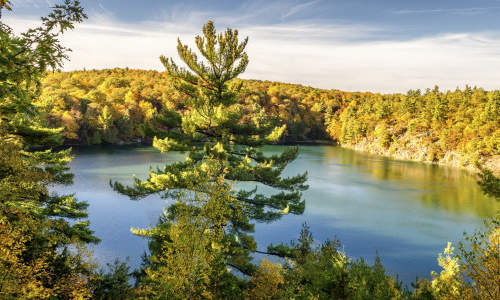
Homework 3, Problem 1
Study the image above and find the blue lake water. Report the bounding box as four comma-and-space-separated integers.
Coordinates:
54, 145, 498, 284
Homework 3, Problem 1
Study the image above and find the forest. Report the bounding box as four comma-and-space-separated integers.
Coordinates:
1, 0, 499, 299
37, 69, 498, 172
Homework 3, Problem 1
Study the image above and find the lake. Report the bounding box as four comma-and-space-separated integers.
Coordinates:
54, 145, 498, 284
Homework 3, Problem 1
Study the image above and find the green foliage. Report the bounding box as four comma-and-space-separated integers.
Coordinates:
327, 87, 499, 168
90, 259, 135, 300
36, 70, 341, 144
2, 3, 498, 298
39, 68, 498, 171
0, 0, 96, 242
407, 213, 500, 300
1, 0, 86, 129
429, 242, 462, 299
113, 20, 308, 276
0, 213, 94, 299
375, 121, 391, 148
245, 259, 284, 300
36, 69, 169, 143
0, 1, 98, 298
457, 213, 500, 299
477, 167, 500, 200
268, 224, 404, 300
135, 178, 246, 299
249, 216, 500, 300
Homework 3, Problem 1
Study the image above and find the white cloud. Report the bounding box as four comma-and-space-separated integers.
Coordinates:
3, 14, 500, 93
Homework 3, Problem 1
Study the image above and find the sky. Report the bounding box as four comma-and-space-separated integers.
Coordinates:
3, 0, 500, 92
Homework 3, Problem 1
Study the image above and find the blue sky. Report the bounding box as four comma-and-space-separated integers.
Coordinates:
4, 0, 500, 92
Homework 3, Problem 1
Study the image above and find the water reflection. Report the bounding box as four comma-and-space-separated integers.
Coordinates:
319, 146, 497, 217
56, 145, 497, 285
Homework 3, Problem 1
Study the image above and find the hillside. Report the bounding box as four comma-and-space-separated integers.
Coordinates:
37, 69, 499, 172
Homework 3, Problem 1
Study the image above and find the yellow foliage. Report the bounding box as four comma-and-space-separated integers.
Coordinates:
0, 216, 53, 299
431, 242, 462, 299
245, 259, 284, 300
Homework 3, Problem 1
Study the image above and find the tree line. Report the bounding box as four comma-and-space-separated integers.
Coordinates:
36, 72, 498, 171
1, 1, 499, 299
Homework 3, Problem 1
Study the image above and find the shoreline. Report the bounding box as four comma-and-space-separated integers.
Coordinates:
62, 138, 497, 175
341, 140, 499, 175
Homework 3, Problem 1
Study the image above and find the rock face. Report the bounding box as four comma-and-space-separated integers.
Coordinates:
341, 133, 499, 175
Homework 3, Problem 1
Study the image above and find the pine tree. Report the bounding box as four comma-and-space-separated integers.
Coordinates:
0, 1, 97, 297
113, 20, 308, 275
0, 0, 95, 242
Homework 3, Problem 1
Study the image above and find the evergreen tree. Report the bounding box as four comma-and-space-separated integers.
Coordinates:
0, 1, 97, 297
113, 21, 308, 274
0, 0, 95, 242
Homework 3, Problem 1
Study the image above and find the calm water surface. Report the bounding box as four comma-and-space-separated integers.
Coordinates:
54, 145, 498, 284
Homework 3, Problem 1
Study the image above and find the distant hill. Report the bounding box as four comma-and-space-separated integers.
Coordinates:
38, 68, 499, 172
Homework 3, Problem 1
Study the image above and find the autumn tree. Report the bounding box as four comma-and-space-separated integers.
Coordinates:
134, 174, 245, 299
457, 214, 500, 300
